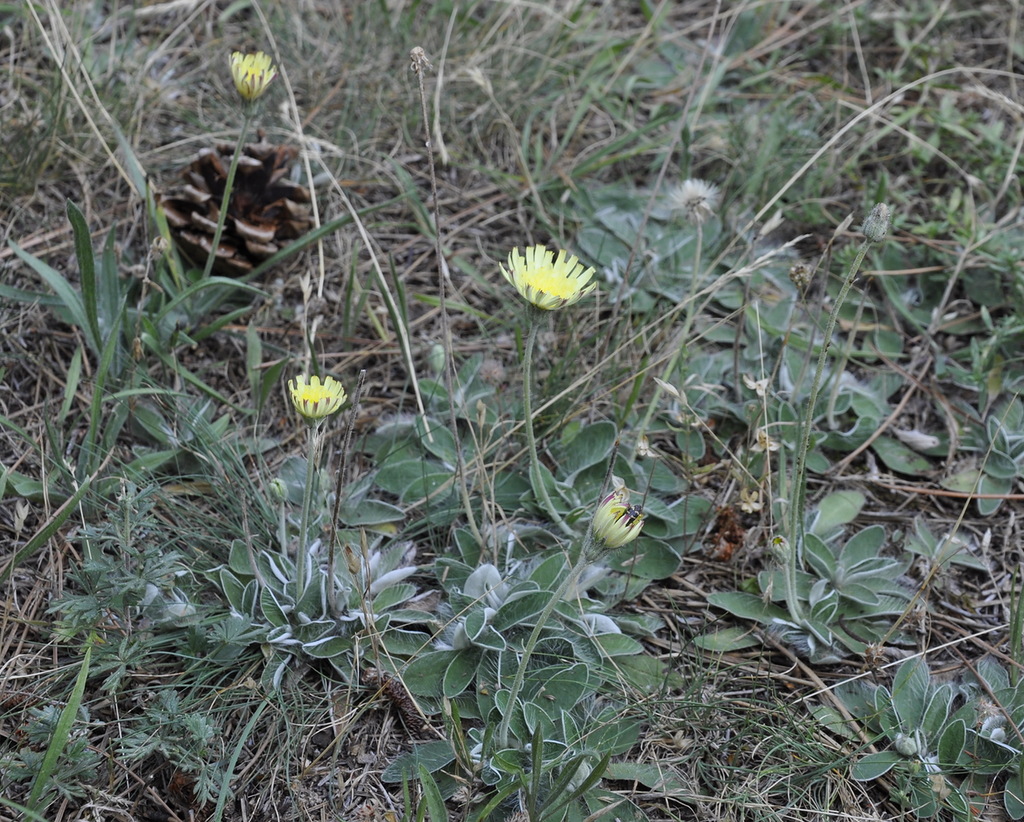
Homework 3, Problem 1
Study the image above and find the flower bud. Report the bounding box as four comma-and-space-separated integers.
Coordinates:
862, 203, 891, 243
894, 732, 919, 757
593, 488, 645, 548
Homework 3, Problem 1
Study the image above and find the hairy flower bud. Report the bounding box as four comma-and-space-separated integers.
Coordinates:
862, 203, 891, 243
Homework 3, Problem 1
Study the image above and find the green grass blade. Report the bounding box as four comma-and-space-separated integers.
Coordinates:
66, 200, 102, 351
8, 239, 95, 355
0, 798, 49, 822
211, 699, 268, 822
0, 472, 92, 583
416, 764, 448, 822
28, 642, 92, 808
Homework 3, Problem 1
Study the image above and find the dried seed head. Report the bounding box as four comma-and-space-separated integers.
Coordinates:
668, 179, 720, 225
789, 261, 812, 290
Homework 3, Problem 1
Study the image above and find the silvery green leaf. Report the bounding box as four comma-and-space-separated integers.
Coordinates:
592, 633, 643, 657
580, 613, 621, 636
443, 652, 477, 698
369, 567, 418, 595
371, 583, 417, 612
464, 564, 508, 608
851, 751, 900, 781
302, 635, 351, 659
938, 718, 966, 767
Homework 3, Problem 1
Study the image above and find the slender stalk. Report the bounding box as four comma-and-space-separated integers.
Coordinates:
296, 421, 324, 606
410, 47, 485, 550
496, 542, 594, 748
201, 113, 252, 278
522, 311, 574, 537
783, 204, 890, 621
327, 370, 366, 617
636, 223, 704, 446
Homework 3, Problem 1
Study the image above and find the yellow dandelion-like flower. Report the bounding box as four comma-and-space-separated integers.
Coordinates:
289, 375, 347, 422
229, 51, 277, 102
500, 245, 596, 311
593, 487, 646, 549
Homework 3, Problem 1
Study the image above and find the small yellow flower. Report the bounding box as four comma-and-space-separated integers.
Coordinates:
229, 51, 277, 102
289, 375, 346, 422
500, 245, 596, 311
593, 487, 646, 549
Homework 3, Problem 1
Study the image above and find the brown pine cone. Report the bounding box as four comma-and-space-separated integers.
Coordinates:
158, 136, 312, 276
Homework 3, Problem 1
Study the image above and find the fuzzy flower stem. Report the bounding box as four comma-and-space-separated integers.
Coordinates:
327, 370, 366, 617
784, 205, 890, 621
497, 546, 591, 749
296, 421, 325, 605
498, 451, 639, 749
410, 47, 485, 552
201, 112, 252, 279
522, 309, 575, 537
636, 222, 705, 448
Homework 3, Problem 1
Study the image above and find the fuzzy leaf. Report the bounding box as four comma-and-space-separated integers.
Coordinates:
604, 761, 687, 792
403, 651, 457, 696
810, 490, 865, 536
803, 533, 837, 578
443, 652, 478, 698
692, 626, 761, 652
707, 591, 792, 624
851, 751, 901, 781
938, 718, 966, 767
892, 658, 931, 728
871, 436, 934, 475
302, 635, 351, 659
839, 524, 887, 566
380, 741, 455, 782
1005, 770, 1024, 819
593, 632, 644, 657
557, 419, 617, 482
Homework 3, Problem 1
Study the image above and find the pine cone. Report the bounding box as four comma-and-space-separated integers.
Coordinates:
158, 137, 311, 276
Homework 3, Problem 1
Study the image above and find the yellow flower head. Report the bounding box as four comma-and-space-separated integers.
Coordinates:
593, 487, 645, 549
500, 245, 596, 311
229, 51, 277, 102
289, 375, 347, 422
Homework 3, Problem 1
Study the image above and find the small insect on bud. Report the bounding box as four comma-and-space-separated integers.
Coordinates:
862, 203, 891, 243
593, 488, 645, 548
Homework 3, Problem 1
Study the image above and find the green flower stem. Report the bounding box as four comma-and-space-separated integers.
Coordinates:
636, 223, 704, 446
522, 310, 575, 538
201, 113, 252, 279
784, 206, 889, 621
296, 421, 325, 605
497, 536, 597, 748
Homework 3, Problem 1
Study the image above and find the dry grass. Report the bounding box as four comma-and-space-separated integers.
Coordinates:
2, 0, 1024, 820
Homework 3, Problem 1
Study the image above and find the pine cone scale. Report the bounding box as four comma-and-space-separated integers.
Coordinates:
158, 136, 311, 276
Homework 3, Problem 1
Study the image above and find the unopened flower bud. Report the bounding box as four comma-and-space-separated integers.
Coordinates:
862, 203, 891, 243
593, 488, 645, 548
894, 732, 919, 757
269, 477, 288, 502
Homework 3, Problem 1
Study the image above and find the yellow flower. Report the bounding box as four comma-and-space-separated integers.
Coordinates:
229, 51, 277, 102
593, 487, 645, 548
500, 245, 596, 311
289, 375, 346, 422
